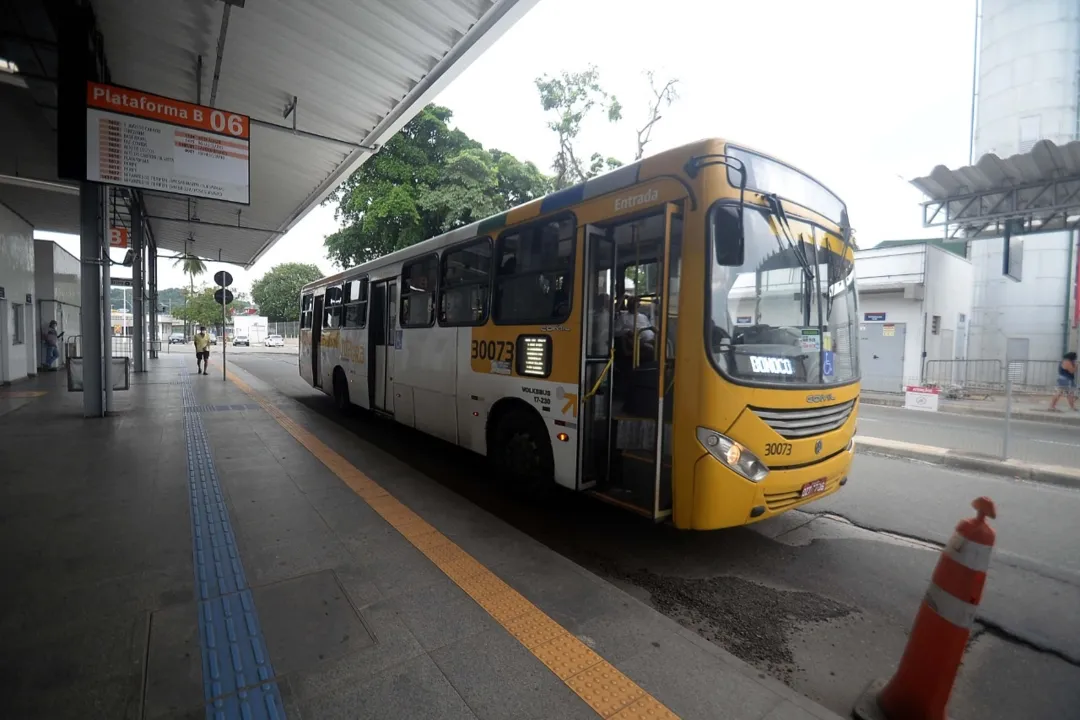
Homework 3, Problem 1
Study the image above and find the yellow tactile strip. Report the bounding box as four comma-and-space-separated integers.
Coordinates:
227, 371, 679, 719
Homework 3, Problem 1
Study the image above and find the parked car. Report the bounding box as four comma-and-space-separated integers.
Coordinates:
234, 334, 250, 347
168, 332, 186, 345
264, 334, 285, 348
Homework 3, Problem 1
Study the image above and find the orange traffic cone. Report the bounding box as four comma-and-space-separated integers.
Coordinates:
853, 497, 997, 720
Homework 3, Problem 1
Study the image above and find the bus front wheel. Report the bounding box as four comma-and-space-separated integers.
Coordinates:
493, 408, 554, 496
332, 368, 350, 412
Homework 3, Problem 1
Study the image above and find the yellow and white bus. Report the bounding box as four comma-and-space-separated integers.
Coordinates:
300, 138, 859, 530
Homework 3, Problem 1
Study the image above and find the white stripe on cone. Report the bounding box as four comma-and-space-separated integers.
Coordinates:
944, 534, 993, 572
924, 583, 978, 630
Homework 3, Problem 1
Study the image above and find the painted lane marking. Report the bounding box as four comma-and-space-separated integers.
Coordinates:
1030, 438, 1080, 447
182, 374, 285, 720
227, 370, 678, 720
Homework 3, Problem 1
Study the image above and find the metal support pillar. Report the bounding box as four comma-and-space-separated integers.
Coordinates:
80, 182, 103, 417
102, 191, 114, 412
132, 202, 145, 372
149, 235, 158, 359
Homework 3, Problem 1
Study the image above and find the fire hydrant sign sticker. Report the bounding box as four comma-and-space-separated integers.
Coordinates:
84, 82, 250, 204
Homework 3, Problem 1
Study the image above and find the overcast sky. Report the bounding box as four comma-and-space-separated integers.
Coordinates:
38, 0, 975, 294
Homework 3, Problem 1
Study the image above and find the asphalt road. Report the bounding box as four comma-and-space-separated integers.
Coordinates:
230, 351, 1080, 720
858, 402, 1080, 466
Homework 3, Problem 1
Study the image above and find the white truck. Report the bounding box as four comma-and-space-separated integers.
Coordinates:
231, 315, 268, 344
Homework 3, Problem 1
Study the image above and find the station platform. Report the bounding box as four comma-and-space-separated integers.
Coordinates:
0, 357, 841, 720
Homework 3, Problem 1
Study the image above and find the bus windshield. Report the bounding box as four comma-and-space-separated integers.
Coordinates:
708, 204, 858, 387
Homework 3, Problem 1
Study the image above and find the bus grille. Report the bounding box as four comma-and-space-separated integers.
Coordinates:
752, 400, 855, 439
764, 476, 843, 512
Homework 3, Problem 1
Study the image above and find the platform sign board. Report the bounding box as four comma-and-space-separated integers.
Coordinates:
109, 227, 129, 248
904, 385, 940, 412
85, 82, 250, 204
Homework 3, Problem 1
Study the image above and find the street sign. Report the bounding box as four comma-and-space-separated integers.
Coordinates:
85, 82, 251, 204
109, 227, 129, 248
112, 278, 133, 287
904, 385, 940, 412
214, 288, 234, 305
214, 270, 233, 287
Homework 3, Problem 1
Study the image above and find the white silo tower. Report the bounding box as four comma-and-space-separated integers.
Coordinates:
966, 0, 1080, 365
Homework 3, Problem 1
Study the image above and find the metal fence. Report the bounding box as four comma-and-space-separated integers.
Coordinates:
923, 359, 1064, 396
267, 321, 300, 339
110, 336, 134, 358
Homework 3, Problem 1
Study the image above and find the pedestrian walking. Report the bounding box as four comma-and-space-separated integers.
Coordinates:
1048, 351, 1077, 411
194, 326, 212, 375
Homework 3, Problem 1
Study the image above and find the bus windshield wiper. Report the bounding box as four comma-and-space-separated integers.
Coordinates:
763, 193, 814, 283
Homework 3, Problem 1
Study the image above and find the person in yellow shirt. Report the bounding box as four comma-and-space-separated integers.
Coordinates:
193, 325, 212, 375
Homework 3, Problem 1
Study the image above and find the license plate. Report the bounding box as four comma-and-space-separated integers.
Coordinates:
800, 478, 827, 498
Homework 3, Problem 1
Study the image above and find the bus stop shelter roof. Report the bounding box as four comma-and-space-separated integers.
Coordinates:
911, 139, 1080, 239
0, 0, 537, 266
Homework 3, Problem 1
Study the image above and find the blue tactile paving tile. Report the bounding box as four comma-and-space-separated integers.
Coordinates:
181, 373, 287, 720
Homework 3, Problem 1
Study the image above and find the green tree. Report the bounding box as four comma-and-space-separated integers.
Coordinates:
173, 287, 230, 330
173, 251, 207, 292
110, 287, 129, 311
250, 262, 324, 322
231, 291, 254, 313
535, 65, 623, 189
324, 104, 549, 268
157, 287, 187, 313
172, 243, 207, 335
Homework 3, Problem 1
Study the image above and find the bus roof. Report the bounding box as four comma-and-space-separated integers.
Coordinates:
303, 137, 841, 292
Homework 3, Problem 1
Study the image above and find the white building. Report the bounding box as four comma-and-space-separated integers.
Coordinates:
855, 241, 974, 393
963, 0, 1080, 364
35, 240, 81, 369
0, 204, 37, 383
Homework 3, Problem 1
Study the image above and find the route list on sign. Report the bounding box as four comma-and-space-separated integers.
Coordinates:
84, 82, 250, 204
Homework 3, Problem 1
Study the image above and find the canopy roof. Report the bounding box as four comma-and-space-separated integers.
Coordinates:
0, 0, 538, 265
911, 139, 1080, 239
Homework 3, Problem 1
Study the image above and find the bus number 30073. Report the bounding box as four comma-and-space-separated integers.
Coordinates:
764, 443, 792, 456
471, 340, 514, 363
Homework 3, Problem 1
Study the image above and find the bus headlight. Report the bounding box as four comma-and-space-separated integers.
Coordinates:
696, 427, 769, 482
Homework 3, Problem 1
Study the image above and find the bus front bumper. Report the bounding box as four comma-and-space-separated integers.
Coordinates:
689, 442, 853, 530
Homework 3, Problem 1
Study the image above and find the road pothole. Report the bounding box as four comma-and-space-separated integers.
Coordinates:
619, 570, 855, 678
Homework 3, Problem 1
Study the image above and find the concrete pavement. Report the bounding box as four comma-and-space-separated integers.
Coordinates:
855, 402, 1080, 489
227, 353, 1080, 720
861, 389, 1080, 426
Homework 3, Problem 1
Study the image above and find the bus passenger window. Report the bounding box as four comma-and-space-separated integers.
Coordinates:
439, 238, 492, 326
300, 294, 313, 329
494, 216, 575, 325
324, 285, 343, 329
344, 278, 368, 328
401, 255, 438, 328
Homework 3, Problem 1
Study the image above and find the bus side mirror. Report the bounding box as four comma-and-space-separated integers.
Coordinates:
712, 206, 744, 266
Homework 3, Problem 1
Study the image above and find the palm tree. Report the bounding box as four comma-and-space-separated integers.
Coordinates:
173, 239, 206, 336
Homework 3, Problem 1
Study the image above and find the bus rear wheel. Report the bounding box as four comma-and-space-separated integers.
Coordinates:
492, 409, 554, 496
332, 368, 350, 412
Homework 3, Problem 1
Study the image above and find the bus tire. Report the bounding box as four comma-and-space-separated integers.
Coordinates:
332, 367, 350, 412
492, 407, 554, 496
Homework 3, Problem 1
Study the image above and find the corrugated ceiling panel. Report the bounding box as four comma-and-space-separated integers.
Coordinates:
912, 139, 1080, 201
83, 0, 534, 266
